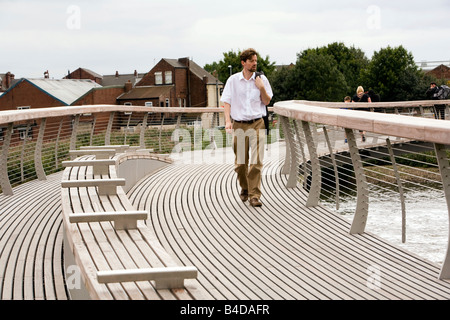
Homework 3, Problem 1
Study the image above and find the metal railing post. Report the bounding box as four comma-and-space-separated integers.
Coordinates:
346, 128, 369, 234
293, 120, 308, 189
105, 112, 114, 145
386, 138, 406, 243
434, 143, 450, 279
70, 114, 80, 151
34, 118, 47, 181
323, 126, 340, 210
0, 123, 14, 195
302, 121, 321, 207
279, 116, 291, 175
140, 113, 148, 149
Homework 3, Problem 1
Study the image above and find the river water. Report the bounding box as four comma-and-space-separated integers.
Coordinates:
322, 188, 448, 265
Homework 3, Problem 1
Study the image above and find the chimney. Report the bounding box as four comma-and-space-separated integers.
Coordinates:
44, 70, 49, 79
124, 80, 132, 92
178, 57, 190, 67
115, 71, 119, 78
5, 72, 13, 89
134, 70, 138, 77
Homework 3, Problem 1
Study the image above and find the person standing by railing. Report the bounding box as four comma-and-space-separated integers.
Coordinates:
221, 48, 273, 208
426, 82, 446, 120
352, 86, 372, 142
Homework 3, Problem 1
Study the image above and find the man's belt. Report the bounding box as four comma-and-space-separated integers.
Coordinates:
233, 118, 262, 124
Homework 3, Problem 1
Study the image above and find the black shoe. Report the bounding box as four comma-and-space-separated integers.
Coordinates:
249, 198, 262, 207
240, 190, 248, 202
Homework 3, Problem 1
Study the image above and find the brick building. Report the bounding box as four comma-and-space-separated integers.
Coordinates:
427, 64, 450, 81
127, 57, 223, 108
0, 78, 101, 111
0, 72, 18, 92
65, 67, 146, 87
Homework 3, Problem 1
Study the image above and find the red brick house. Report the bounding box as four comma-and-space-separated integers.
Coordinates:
123, 57, 223, 108
65, 67, 146, 87
427, 64, 450, 81
0, 78, 101, 111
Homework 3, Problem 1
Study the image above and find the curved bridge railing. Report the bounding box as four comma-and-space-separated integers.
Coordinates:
1, 99, 450, 291
273, 99, 450, 280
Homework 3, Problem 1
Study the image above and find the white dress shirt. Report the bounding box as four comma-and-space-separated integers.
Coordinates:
220, 71, 273, 121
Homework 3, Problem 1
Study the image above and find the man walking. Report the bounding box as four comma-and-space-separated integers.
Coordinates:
221, 48, 273, 207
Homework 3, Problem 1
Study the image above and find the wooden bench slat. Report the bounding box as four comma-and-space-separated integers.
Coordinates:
69, 211, 148, 230
97, 266, 198, 290
61, 179, 126, 187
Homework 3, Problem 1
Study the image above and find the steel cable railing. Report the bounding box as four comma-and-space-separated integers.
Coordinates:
273, 99, 450, 279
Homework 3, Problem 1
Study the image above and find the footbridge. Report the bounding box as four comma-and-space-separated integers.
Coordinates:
1, 100, 450, 300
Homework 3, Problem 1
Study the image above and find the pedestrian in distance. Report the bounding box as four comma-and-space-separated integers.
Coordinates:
352, 86, 372, 142
426, 82, 446, 120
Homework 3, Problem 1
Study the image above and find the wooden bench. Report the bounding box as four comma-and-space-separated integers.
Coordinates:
61, 146, 205, 300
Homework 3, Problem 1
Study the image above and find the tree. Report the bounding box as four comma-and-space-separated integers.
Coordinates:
293, 50, 348, 102
360, 45, 424, 101
204, 49, 276, 84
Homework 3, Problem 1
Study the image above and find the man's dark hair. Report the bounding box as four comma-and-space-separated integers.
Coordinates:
240, 48, 258, 62
431, 82, 437, 86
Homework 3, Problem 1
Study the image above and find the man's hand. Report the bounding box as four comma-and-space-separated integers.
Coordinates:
255, 76, 272, 106
255, 76, 264, 90
225, 121, 233, 134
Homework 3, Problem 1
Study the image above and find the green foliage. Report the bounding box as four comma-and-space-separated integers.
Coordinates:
293, 50, 349, 102
207, 43, 436, 103
359, 45, 428, 101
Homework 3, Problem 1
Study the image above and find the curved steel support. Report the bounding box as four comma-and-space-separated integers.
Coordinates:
70, 114, 80, 151
105, 112, 115, 145
386, 138, 406, 243
346, 128, 369, 234
323, 126, 340, 210
434, 143, 450, 279
90, 115, 97, 146
293, 120, 308, 189
159, 114, 165, 152
0, 123, 14, 195
280, 116, 299, 188
140, 113, 148, 148
34, 118, 47, 181
124, 112, 132, 145
20, 123, 31, 182
302, 121, 321, 207
55, 118, 64, 169
279, 116, 291, 175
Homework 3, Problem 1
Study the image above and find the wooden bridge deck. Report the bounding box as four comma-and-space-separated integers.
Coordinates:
1, 143, 450, 300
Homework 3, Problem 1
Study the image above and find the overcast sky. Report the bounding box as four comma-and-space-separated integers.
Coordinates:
1, 0, 449, 79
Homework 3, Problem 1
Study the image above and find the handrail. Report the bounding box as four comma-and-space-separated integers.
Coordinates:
0, 105, 224, 125
274, 100, 450, 145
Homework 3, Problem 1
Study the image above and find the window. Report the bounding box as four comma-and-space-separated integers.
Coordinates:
165, 71, 172, 84
165, 98, 170, 107
155, 72, 163, 85
145, 102, 153, 107
17, 106, 30, 110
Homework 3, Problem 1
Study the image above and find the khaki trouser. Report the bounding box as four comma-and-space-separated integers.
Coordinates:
232, 118, 265, 200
